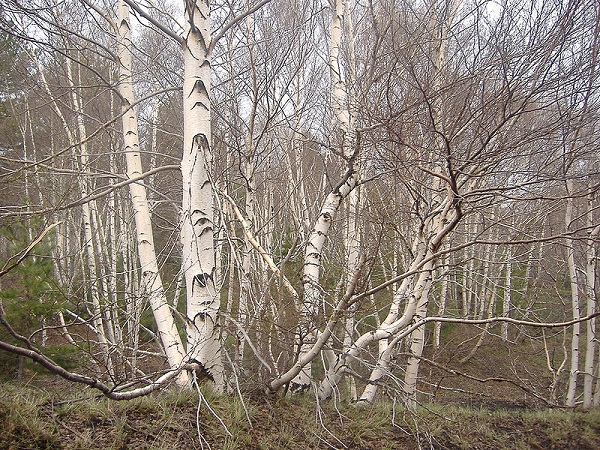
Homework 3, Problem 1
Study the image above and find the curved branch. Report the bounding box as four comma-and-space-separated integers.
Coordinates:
122, 0, 183, 44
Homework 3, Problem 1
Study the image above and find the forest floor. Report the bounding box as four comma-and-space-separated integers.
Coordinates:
2, 324, 600, 449
1, 381, 599, 450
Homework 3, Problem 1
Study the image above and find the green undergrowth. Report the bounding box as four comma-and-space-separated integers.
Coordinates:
1, 381, 599, 449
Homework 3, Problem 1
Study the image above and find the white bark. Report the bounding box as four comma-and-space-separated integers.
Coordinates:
291, 170, 358, 391
433, 250, 449, 349
343, 186, 361, 400
66, 62, 108, 351
501, 246, 513, 341
583, 201, 597, 408
238, 9, 258, 361
318, 241, 423, 400
182, 0, 224, 390
565, 179, 580, 407
290, 0, 357, 392
386, 0, 461, 406
117, 0, 188, 382
359, 258, 435, 404
37, 51, 113, 372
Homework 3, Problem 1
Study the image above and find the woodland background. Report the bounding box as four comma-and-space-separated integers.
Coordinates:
0, 2, 599, 444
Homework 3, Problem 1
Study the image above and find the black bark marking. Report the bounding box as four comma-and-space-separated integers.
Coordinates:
191, 208, 207, 216
290, 381, 310, 394
199, 226, 213, 237
189, 359, 215, 383
193, 79, 207, 94
193, 271, 213, 288
191, 101, 209, 112
197, 31, 207, 52
193, 217, 210, 227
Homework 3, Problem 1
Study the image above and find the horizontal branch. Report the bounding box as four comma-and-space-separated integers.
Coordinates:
4, 165, 179, 217
349, 223, 599, 305
0, 87, 180, 184
0, 337, 196, 399
387, 313, 600, 352
0, 305, 196, 400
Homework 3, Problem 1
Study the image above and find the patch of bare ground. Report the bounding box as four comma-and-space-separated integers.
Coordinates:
419, 323, 563, 409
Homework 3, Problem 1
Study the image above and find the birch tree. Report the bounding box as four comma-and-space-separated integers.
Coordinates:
116, 0, 189, 383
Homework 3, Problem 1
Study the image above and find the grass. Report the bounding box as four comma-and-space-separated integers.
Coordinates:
1, 380, 600, 449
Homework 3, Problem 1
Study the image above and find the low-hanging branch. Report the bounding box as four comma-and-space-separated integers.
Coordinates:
268, 257, 365, 392
348, 223, 599, 307
0, 338, 197, 400
268, 307, 600, 394
371, 313, 600, 383
0, 303, 199, 400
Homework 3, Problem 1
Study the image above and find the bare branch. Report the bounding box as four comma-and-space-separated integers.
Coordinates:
122, 0, 183, 44
209, 0, 273, 54
0, 222, 61, 278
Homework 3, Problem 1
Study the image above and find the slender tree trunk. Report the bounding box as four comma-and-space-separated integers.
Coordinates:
583, 194, 597, 408
291, 170, 358, 392
433, 250, 449, 349
117, 0, 188, 383
290, 0, 357, 392
52, 55, 114, 374
565, 179, 580, 407
502, 246, 513, 341
400, 265, 435, 409
237, 7, 259, 362
182, 0, 224, 390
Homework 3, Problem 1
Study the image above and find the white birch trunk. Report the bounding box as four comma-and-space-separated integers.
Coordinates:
291, 170, 358, 391
358, 257, 434, 404
396, 0, 462, 406
433, 250, 449, 349
182, 0, 224, 389
290, 0, 357, 392
565, 179, 580, 407
343, 186, 361, 400
400, 263, 435, 409
43, 54, 113, 372
238, 8, 258, 361
318, 239, 424, 400
583, 195, 597, 408
501, 246, 513, 341
117, 0, 188, 382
